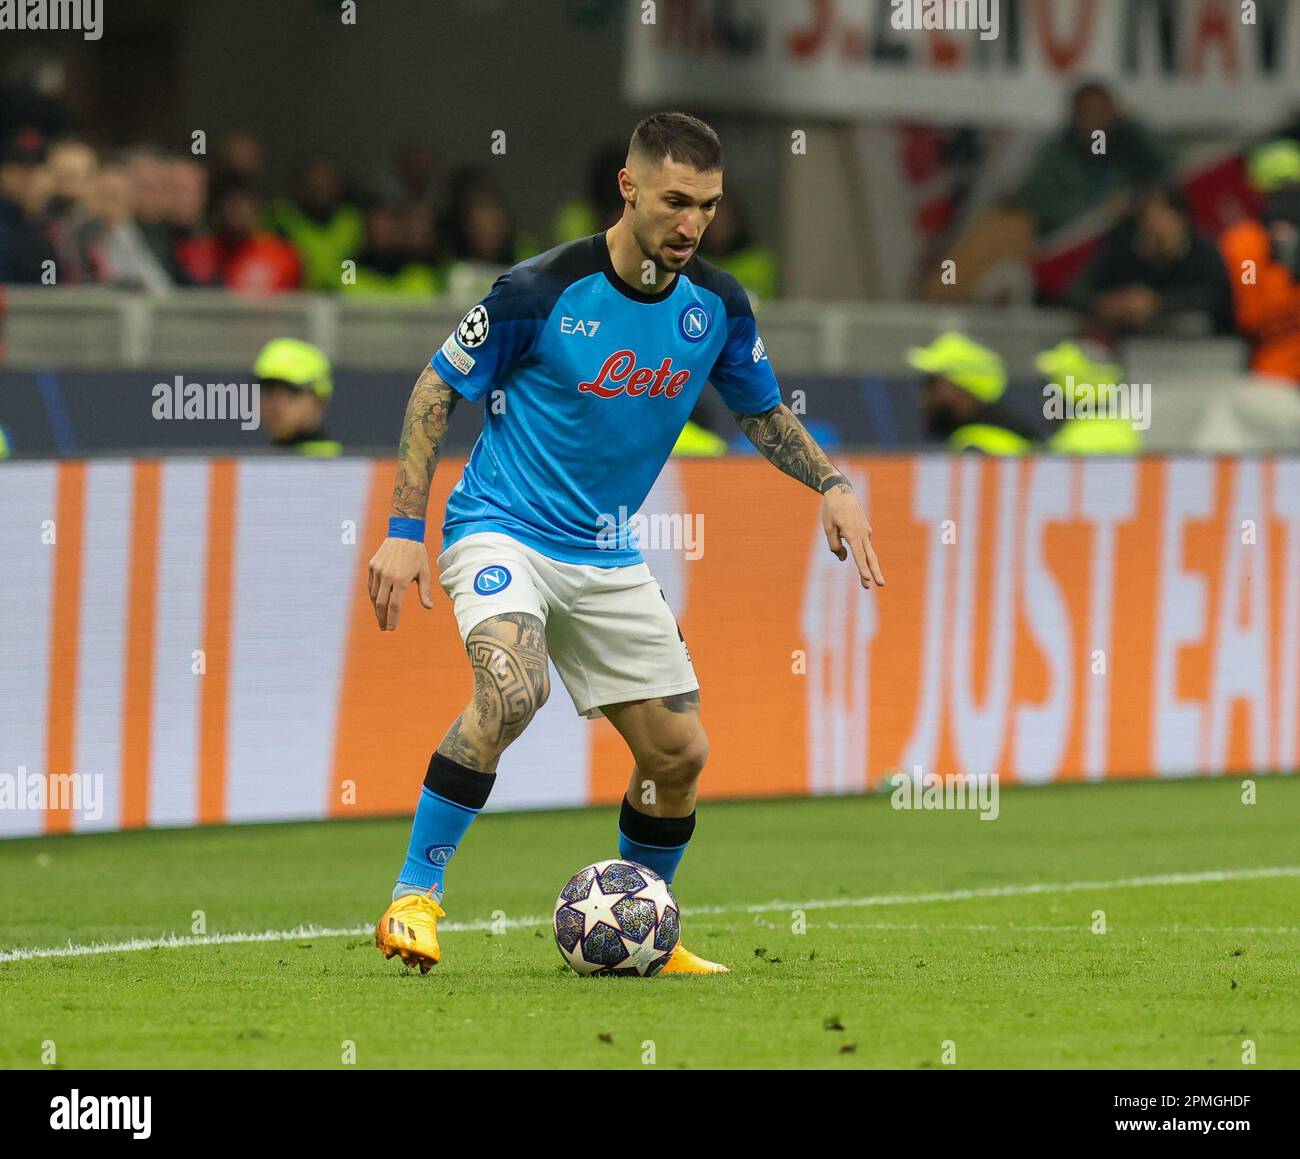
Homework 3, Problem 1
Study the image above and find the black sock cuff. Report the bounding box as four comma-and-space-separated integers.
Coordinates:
619, 795, 696, 848
425, 752, 496, 811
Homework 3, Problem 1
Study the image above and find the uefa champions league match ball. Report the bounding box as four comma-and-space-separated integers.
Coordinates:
553, 859, 680, 976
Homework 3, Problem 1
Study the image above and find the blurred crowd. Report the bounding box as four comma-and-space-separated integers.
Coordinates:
4, 75, 1296, 385
923, 81, 1300, 391
0, 124, 781, 301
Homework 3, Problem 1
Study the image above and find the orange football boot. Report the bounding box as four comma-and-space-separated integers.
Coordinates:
659, 942, 730, 975
375, 889, 445, 973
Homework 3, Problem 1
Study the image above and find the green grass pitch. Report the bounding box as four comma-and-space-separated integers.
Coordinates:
1, 776, 1297, 1069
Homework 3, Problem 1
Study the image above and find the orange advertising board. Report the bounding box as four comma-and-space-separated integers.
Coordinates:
1, 454, 1295, 838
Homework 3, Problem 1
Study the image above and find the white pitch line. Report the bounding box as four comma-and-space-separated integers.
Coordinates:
708, 865, 1300, 917
1, 865, 1296, 964
0, 924, 377, 963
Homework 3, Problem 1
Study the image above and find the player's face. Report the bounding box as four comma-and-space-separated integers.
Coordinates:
626, 158, 723, 273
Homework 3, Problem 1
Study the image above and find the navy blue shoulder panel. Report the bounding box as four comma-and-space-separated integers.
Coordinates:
490, 235, 603, 323
681, 254, 751, 317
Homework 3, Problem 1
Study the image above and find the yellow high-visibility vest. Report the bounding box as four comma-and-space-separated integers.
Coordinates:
295, 439, 343, 458
671, 420, 728, 458
1049, 419, 1143, 455
948, 424, 1034, 455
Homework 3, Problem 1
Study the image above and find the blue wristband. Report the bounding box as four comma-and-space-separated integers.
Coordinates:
388, 517, 426, 542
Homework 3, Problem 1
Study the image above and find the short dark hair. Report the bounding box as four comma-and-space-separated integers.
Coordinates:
628, 112, 723, 173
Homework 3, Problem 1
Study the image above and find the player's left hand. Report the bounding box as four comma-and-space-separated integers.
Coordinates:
822, 483, 885, 590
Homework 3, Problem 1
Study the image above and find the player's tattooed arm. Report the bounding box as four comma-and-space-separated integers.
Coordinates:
732, 403, 849, 495
391, 364, 460, 519
733, 403, 885, 590
367, 365, 461, 631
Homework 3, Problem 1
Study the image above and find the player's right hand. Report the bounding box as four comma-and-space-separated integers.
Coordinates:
367, 537, 434, 631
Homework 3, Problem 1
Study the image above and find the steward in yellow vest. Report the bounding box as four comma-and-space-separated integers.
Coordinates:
907, 332, 1040, 455
1036, 340, 1143, 454
253, 338, 342, 456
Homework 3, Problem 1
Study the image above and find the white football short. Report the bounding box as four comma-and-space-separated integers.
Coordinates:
436, 532, 699, 718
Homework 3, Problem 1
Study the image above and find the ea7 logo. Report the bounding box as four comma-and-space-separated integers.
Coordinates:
50, 1090, 152, 1139
560, 316, 601, 337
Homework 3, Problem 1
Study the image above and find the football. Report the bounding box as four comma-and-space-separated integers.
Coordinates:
553, 859, 680, 976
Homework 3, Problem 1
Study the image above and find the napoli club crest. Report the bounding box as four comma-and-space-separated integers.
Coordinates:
678, 304, 710, 343
473, 565, 512, 595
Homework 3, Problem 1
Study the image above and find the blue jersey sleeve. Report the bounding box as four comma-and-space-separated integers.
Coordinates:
430, 270, 549, 402
707, 290, 782, 414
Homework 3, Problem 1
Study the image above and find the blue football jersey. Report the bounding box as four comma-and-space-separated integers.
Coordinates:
430, 232, 781, 566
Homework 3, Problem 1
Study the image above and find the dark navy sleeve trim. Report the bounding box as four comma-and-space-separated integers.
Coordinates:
681, 255, 754, 318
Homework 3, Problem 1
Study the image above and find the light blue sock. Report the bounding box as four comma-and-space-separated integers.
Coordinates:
617, 833, 689, 884
394, 786, 483, 902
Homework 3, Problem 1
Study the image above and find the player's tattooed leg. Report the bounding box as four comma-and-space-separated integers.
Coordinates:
658, 689, 701, 715
438, 612, 549, 772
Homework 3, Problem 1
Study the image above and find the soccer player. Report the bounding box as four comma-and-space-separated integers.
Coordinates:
369, 112, 884, 975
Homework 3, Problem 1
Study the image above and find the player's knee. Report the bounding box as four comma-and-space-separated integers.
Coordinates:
474, 655, 549, 737
454, 668, 548, 760
644, 728, 710, 790
511, 666, 550, 731
465, 620, 550, 740
681, 731, 710, 780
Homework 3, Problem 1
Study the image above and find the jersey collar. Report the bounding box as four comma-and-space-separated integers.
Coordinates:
596, 231, 683, 304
